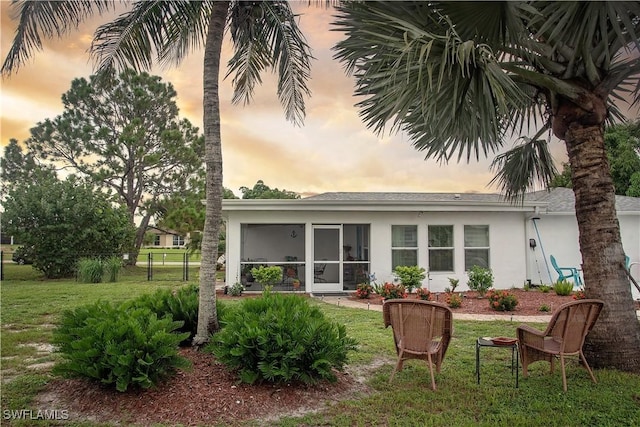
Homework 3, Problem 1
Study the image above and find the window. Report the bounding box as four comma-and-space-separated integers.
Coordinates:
392, 225, 418, 269
173, 235, 185, 246
464, 225, 490, 269
428, 225, 454, 271
153, 235, 160, 246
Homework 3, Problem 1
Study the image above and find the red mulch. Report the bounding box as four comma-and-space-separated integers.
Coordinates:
43, 348, 362, 426
348, 289, 640, 315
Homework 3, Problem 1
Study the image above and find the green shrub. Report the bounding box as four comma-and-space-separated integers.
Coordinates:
392, 266, 426, 293
553, 279, 574, 296
52, 301, 190, 392
250, 265, 283, 291
210, 293, 357, 385
104, 256, 123, 282
227, 282, 244, 296
486, 289, 519, 311
77, 258, 104, 283
467, 266, 493, 297
539, 304, 551, 312
125, 284, 200, 345
539, 284, 552, 293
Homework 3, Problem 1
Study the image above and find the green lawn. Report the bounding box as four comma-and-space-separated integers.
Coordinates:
1, 266, 639, 426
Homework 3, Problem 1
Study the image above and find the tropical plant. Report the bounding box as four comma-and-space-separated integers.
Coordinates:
333, 1, 640, 370
124, 284, 201, 345
393, 265, 426, 293
2, 0, 312, 345
466, 266, 494, 298
52, 300, 190, 392
210, 293, 357, 384
553, 279, 575, 296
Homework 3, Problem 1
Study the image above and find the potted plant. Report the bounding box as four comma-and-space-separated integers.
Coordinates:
250, 265, 282, 292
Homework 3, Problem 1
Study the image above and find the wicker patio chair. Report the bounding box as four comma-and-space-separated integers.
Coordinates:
383, 299, 453, 390
516, 299, 604, 392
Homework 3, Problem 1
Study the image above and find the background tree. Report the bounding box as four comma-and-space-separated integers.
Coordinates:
240, 180, 300, 199
21, 69, 204, 264
550, 121, 640, 195
334, 1, 640, 372
3, 1, 312, 344
0, 138, 55, 197
2, 175, 134, 278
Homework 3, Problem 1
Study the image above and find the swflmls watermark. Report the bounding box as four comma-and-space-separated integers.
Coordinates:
3, 409, 69, 421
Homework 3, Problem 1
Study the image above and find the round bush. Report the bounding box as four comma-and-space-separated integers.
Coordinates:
210, 293, 357, 384
486, 289, 519, 311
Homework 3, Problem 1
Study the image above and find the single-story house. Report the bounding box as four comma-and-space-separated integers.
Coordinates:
145, 226, 188, 248
221, 188, 639, 299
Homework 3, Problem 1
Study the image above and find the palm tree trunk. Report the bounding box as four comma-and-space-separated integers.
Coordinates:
193, 1, 229, 346
565, 123, 640, 372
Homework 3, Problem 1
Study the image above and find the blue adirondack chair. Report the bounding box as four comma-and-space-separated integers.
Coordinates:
550, 255, 583, 288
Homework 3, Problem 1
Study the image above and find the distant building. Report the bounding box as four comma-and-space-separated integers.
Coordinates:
145, 226, 188, 248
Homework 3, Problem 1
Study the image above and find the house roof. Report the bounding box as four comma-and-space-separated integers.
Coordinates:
525, 187, 640, 213
221, 187, 640, 215
222, 190, 544, 213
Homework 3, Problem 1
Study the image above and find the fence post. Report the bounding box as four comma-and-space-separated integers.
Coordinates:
147, 252, 153, 281
183, 252, 189, 281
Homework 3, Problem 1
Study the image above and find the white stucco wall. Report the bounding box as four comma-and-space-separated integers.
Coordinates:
224, 209, 530, 293
526, 212, 640, 299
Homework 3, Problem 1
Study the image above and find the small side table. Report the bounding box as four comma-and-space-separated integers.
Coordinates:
475, 337, 519, 388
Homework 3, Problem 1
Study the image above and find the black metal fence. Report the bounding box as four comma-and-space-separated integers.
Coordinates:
145, 252, 198, 281
0, 250, 200, 282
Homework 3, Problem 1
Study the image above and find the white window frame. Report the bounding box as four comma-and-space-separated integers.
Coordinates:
464, 225, 490, 270
391, 225, 418, 269
428, 225, 454, 272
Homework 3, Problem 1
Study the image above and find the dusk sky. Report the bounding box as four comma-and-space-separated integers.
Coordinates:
2, 2, 633, 198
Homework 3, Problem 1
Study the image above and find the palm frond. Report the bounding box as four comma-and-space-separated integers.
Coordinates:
227, 1, 312, 126
489, 135, 558, 202
2, 0, 113, 75
91, 0, 211, 72
334, 1, 527, 162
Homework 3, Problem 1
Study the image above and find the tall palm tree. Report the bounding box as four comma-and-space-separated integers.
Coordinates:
2, 0, 312, 345
334, 1, 640, 372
